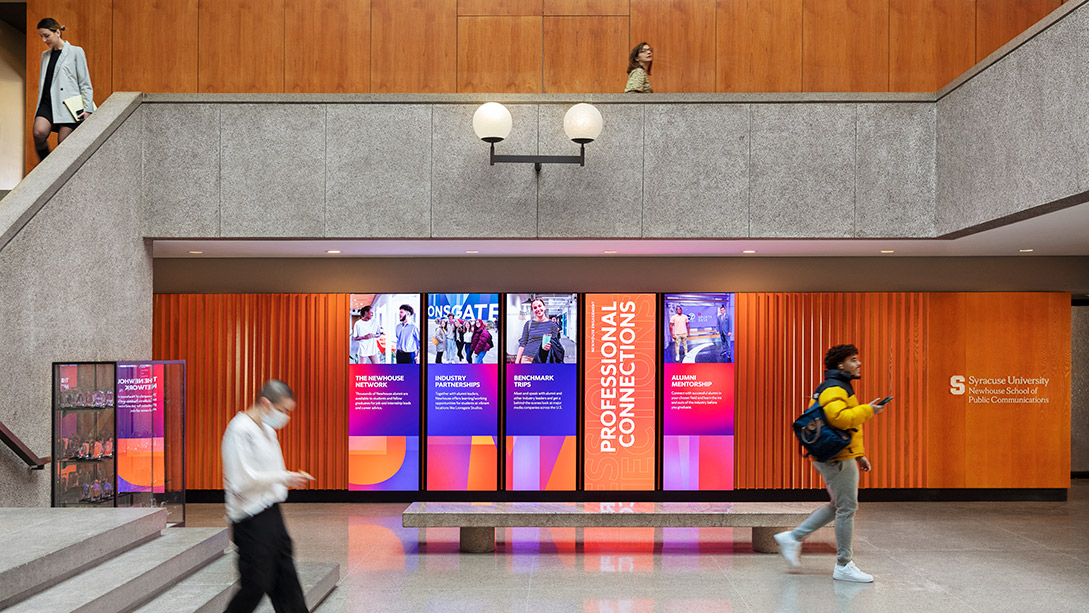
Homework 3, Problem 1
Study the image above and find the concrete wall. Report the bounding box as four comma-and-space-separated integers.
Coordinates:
0, 99, 151, 506
1074, 306, 1089, 473
937, 4, 1089, 235
141, 99, 936, 241
0, 19, 25, 190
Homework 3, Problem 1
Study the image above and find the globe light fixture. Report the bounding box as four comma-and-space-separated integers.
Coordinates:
472, 102, 513, 143
563, 103, 603, 143
474, 102, 603, 171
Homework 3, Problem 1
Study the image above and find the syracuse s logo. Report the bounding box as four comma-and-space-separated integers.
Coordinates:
949, 375, 965, 395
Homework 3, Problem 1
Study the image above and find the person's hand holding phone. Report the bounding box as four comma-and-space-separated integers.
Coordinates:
870, 395, 893, 414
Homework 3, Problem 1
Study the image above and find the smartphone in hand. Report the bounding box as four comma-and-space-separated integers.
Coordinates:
877, 395, 894, 406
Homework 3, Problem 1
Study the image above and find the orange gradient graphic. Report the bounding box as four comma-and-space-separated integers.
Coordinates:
584, 294, 657, 490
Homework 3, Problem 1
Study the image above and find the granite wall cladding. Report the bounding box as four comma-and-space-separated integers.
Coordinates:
1073, 306, 1089, 473
0, 117, 151, 507
140, 101, 938, 239
937, 6, 1088, 235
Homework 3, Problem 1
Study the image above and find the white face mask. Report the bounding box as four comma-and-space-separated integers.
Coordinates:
263, 408, 290, 430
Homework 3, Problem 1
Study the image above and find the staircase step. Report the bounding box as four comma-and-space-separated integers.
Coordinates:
0, 507, 167, 608
133, 554, 339, 613
6, 527, 228, 613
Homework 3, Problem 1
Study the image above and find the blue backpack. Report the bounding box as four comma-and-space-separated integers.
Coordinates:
792, 380, 853, 462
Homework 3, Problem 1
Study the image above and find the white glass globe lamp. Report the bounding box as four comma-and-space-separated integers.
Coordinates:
473, 102, 513, 143
563, 103, 603, 144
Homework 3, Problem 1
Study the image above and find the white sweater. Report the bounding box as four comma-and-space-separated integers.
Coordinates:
221, 412, 291, 523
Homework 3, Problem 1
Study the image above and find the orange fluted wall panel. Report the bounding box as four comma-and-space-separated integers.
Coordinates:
926, 293, 1070, 488
153, 294, 349, 490
717, 0, 802, 93
197, 0, 284, 93
285, 0, 371, 93
25, 0, 113, 173
112, 0, 198, 93
630, 0, 717, 93
802, 0, 888, 92
976, 0, 1060, 61
890, 0, 975, 92
370, 0, 457, 93
735, 293, 930, 489
544, 16, 630, 93
458, 16, 543, 93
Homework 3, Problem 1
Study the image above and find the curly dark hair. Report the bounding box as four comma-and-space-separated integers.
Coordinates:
627, 42, 652, 75
824, 344, 858, 370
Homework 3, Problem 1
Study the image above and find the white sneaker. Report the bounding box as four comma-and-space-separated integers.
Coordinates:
773, 531, 801, 568
833, 561, 874, 583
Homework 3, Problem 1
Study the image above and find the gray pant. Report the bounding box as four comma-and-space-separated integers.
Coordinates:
791, 458, 859, 565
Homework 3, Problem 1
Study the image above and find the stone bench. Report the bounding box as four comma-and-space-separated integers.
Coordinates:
402, 501, 817, 553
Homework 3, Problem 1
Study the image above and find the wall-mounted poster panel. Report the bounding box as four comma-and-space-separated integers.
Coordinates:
116, 362, 165, 494
348, 294, 421, 491
504, 293, 579, 491
426, 294, 500, 490
662, 293, 735, 490
584, 294, 657, 491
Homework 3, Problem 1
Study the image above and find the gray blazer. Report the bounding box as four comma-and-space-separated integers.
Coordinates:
36, 41, 95, 123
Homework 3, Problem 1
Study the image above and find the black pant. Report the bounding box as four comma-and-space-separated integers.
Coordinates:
455, 339, 465, 360
396, 350, 415, 364
226, 504, 306, 613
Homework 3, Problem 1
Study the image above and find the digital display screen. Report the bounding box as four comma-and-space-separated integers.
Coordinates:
426, 293, 500, 490
583, 294, 657, 491
116, 362, 165, 494
663, 293, 735, 490
504, 293, 579, 491
348, 294, 421, 491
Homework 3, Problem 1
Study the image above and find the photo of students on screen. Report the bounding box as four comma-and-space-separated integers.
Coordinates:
505, 293, 578, 364
427, 294, 499, 364
349, 294, 420, 364
663, 293, 734, 364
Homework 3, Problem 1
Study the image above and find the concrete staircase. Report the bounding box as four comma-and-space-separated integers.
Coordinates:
0, 507, 338, 612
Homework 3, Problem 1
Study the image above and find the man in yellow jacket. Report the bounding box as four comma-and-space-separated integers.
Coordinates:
774, 344, 891, 582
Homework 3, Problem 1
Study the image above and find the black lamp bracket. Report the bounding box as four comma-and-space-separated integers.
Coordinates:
489, 142, 586, 172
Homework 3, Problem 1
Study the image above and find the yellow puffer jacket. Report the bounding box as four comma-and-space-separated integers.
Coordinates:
815, 374, 876, 461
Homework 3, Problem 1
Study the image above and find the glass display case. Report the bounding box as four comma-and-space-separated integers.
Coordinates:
53, 362, 118, 507
52, 361, 186, 525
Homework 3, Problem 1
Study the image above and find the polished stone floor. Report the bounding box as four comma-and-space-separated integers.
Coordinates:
186, 480, 1089, 612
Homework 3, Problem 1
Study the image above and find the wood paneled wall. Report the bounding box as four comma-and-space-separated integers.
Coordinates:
153, 294, 350, 490
23, 0, 1064, 170
155, 292, 1070, 491
734, 293, 930, 489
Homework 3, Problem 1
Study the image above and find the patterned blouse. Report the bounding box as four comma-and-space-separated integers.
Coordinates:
625, 67, 653, 93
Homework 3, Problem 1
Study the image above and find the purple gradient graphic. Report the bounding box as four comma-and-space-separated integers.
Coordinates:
505, 364, 577, 436
427, 364, 498, 436
663, 435, 734, 490
117, 363, 163, 439
349, 364, 420, 436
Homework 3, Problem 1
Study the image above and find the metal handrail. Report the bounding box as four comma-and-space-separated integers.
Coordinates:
0, 420, 51, 470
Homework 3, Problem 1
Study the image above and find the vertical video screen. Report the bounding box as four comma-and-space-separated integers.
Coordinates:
426, 294, 500, 491
348, 294, 421, 491
663, 293, 735, 490
583, 294, 657, 491
504, 293, 579, 491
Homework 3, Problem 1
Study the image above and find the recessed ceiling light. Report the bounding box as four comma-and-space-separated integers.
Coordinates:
465, 250, 479, 254
742, 250, 756, 254
187, 250, 203, 254
880, 250, 895, 254
326, 250, 341, 254
603, 250, 617, 254
1018, 249, 1034, 253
